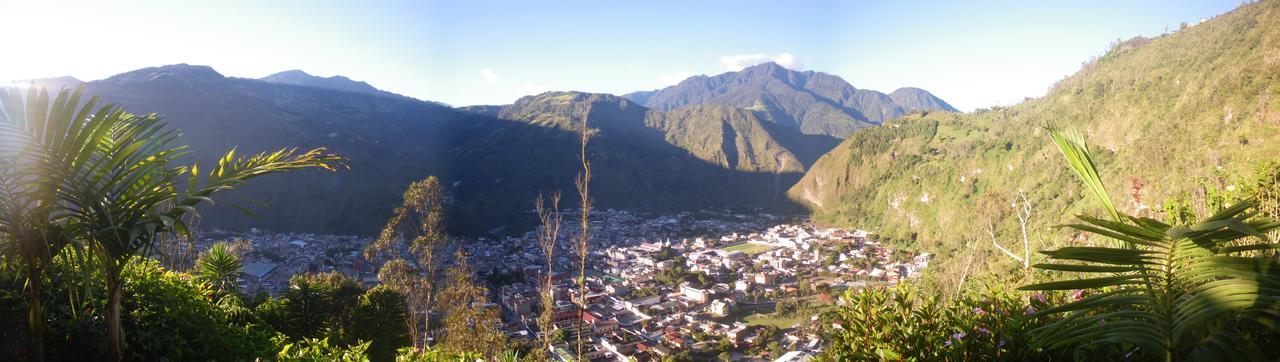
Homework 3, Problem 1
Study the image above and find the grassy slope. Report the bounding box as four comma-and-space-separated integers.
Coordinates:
788, 0, 1280, 292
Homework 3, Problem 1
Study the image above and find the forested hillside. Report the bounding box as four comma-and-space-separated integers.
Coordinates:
789, 0, 1280, 291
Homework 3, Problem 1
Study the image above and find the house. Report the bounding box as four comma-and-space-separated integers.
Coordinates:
709, 299, 730, 317
243, 262, 278, 279
754, 272, 776, 286
680, 284, 709, 303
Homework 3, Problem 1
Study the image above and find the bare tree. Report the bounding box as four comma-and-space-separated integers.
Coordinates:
953, 242, 977, 298
535, 192, 562, 356
987, 190, 1033, 269
574, 116, 593, 359
365, 176, 449, 348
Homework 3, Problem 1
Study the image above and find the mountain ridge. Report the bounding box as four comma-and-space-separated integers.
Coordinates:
42, 66, 819, 235
624, 62, 958, 138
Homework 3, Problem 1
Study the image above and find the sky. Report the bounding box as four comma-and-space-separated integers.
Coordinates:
0, 0, 1244, 111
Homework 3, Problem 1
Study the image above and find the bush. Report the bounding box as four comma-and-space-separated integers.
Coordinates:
349, 286, 411, 362
278, 337, 371, 362
38, 258, 281, 360
818, 283, 1069, 361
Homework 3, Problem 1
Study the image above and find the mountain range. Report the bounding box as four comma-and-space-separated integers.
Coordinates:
625, 62, 957, 138
21, 62, 953, 235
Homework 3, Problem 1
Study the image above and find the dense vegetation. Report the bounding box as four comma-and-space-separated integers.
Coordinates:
815, 127, 1280, 360
790, 0, 1280, 296
0, 86, 516, 360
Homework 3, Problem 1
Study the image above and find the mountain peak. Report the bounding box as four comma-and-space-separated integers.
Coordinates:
743, 61, 784, 70
512, 91, 640, 110
266, 69, 312, 78
740, 61, 799, 78
889, 87, 958, 113
102, 64, 225, 85
260, 69, 382, 96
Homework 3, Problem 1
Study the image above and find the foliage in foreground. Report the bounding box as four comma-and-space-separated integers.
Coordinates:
818, 283, 1070, 361
819, 129, 1280, 361
0, 85, 342, 360
0, 253, 486, 361
1017, 129, 1280, 359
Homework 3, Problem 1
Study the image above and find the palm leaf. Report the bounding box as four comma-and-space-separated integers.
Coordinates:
1028, 129, 1280, 359
1047, 127, 1120, 221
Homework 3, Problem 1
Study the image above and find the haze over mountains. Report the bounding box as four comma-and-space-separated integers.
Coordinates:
22, 62, 955, 235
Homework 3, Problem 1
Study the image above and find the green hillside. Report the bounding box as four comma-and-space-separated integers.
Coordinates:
789, 0, 1280, 291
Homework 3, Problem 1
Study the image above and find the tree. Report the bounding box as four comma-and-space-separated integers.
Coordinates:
66, 127, 338, 360
767, 341, 783, 358
0, 86, 100, 361
3, 85, 343, 360
262, 272, 363, 341
365, 176, 448, 349
350, 286, 411, 362
824, 254, 838, 266
436, 251, 507, 357
984, 190, 1034, 270
195, 242, 244, 300
573, 114, 593, 357
1021, 129, 1280, 359
534, 192, 562, 354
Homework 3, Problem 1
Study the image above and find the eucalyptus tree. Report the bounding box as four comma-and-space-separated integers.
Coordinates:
365, 175, 448, 348
573, 116, 593, 358
436, 250, 507, 357
42, 94, 342, 360
534, 192, 562, 355
1022, 129, 1280, 360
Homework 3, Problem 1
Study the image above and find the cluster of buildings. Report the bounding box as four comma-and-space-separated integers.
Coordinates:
193, 228, 376, 295
467, 209, 930, 361
197, 208, 931, 361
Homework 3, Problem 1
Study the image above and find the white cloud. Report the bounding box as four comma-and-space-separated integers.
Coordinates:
658, 70, 697, 86
719, 53, 804, 71
480, 68, 500, 83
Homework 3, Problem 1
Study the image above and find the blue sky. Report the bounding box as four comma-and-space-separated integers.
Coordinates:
1, 0, 1242, 111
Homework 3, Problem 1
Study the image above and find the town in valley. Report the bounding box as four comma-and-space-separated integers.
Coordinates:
200, 209, 930, 361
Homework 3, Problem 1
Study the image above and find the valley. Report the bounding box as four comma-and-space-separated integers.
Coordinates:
4, 1, 1279, 361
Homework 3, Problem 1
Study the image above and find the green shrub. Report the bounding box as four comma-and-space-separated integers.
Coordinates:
37, 258, 281, 360
278, 337, 371, 362
818, 283, 1068, 361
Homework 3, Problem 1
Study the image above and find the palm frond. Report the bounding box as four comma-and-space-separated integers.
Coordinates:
1047, 127, 1120, 221
1026, 128, 1280, 359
